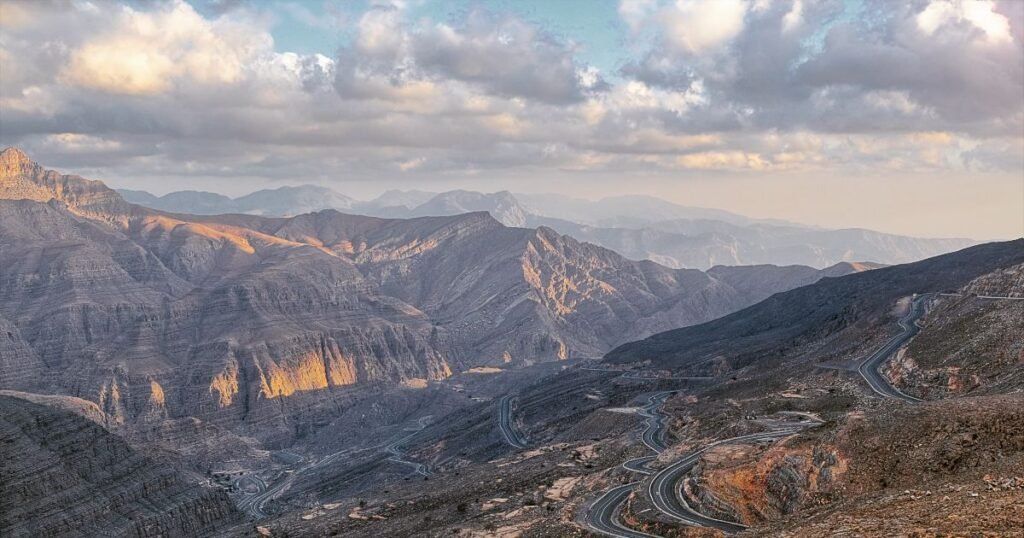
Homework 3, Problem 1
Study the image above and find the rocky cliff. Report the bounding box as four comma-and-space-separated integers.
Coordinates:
0, 394, 239, 537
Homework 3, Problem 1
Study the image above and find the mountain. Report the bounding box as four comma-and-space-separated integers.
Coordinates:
360, 189, 438, 210
890, 261, 1024, 398
117, 185, 356, 216
514, 192, 769, 226
0, 393, 239, 537
403, 189, 531, 227
604, 239, 1024, 369
251, 242, 1024, 537
531, 215, 977, 269
0, 147, 850, 445
123, 184, 977, 270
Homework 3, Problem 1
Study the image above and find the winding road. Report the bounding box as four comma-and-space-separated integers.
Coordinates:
638, 392, 673, 453
587, 483, 662, 538
385, 416, 433, 476
646, 429, 802, 533
857, 294, 929, 402
236, 416, 434, 518
498, 394, 529, 449
585, 390, 820, 537
585, 391, 674, 538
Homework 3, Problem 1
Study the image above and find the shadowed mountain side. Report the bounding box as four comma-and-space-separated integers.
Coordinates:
0, 394, 239, 537
604, 239, 1024, 370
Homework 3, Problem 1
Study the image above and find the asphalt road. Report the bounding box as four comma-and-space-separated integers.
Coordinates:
385, 416, 433, 476
857, 294, 929, 403
646, 429, 802, 533
498, 394, 529, 449
585, 391, 674, 537
585, 483, 662, 538
639, 391, 673, 453
236, 416, 434, 518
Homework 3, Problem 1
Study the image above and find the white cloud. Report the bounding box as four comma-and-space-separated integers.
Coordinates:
61, 0, 271, 95
917, 0, 1012, 44
781, 0, 803, 34
618, 0, 658, 32
660, 0, 749, 53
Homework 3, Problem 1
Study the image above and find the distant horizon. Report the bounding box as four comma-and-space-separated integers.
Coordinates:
110, 173, 1000, 242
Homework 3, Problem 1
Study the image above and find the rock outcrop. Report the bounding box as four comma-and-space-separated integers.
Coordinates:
0, 394, 239, 537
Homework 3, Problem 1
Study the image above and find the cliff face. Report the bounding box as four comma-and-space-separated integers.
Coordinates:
0, 148, 856, 443
0, 394, 239, 537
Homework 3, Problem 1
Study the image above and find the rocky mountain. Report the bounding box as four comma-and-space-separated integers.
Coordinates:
604, 239, 1024, 370
0, 393, 239, 537
0, 147, 851, 446
255, 240, 1024, 538
125, 184, 977, 269
119, 184, 357, 216
403, 189, 531, 227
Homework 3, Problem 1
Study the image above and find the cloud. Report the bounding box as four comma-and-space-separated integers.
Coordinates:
917, 0, 1012, 43
333, 4, 601, 105
659, 0, 749, 53
621, 0, 1023, 139
0, 0, 1019, 203
61, 1, 262, 95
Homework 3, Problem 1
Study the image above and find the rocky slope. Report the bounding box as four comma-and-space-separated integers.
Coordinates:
247, 245, 1024, 537
605, 239, 1024, 372
0, 393, 239, 537
0, 147, 849, 448
885, 263, 1024, 398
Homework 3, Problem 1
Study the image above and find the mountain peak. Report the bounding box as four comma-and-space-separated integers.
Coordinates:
0, 147, 35, 172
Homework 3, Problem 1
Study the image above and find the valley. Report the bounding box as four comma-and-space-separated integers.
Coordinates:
1, 148, 1021, 537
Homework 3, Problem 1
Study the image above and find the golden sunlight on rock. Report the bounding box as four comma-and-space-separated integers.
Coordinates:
209, 363, 240, 408
402, 378, 428, 389
149, 380, 165, 407
258, 351, 358, 399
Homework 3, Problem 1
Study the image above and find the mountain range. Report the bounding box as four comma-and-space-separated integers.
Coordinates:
120, 185, 977, 270
0, 147, 855, 447
4, 146, 1022, 537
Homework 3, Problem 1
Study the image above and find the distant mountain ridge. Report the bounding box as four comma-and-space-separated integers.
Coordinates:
119, 184, 356, 216
121, 183, 977, 270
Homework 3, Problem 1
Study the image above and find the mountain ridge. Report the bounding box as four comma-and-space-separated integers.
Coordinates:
113, 174, 977, 270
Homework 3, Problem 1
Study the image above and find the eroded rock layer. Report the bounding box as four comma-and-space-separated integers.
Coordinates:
0, 394, 239, 537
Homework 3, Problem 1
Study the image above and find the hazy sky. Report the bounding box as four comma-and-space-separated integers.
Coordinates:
1, 0, 1021, 239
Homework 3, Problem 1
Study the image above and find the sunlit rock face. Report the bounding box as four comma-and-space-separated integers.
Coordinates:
0, 148, 856, 441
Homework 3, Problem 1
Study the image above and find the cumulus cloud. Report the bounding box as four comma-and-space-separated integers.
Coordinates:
61, 1, 259, 95
659, 0, 749, 52
0, 0, 1019, 200
333, 3, 601, 105
621, 0, 1022, 140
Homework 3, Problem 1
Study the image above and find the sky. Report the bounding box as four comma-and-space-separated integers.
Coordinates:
0, 0, 1021, 239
